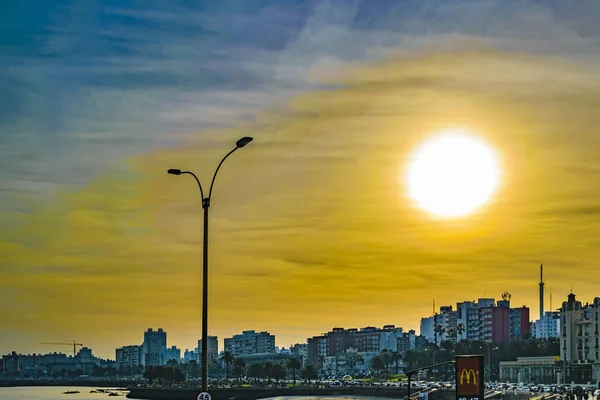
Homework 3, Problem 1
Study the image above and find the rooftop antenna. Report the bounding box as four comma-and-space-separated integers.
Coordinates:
550, 289, 552, 311
433, 298, 435, 316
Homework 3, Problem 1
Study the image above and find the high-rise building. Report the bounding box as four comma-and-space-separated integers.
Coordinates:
116, 345, 142, 367
165, 346, 181, 362
306, 325, 405, 367
198, 336, 218, 362
558, 293, 600, 383
510, 306, 531, 340
224, 330, 275, 358
142, 328, 167, 366
533, 311, 560, 339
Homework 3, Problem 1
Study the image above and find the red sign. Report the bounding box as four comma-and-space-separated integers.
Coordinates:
455, 355, 483, 399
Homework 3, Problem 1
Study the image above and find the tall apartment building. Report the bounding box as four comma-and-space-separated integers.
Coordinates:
116, 345, 142, 367
422, 298, 529, 345
224, 330, 275, 357
198, 336, 218, 362
165, 346, 181, 362
306, 325, 405, 367
420, 306, 457, 344
142, 328, 167, 366
559, 293, 600, 383
533, 311, 560, 339
510, 306, 531, 340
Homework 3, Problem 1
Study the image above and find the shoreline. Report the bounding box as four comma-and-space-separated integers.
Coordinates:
0, 380, 137, 388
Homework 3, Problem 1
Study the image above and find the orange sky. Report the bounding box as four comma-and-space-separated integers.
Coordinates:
2, 47, 600, 359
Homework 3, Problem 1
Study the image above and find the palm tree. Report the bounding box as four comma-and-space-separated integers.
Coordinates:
380, 349, 393, 372
287, 357, 302, 385
220, 351, 235, 380
318, 355, 325, 377
301, 364, 318, 384
370, 355, 384, 374
390, 351, 403, 374
355, 354, 364, 374
456, 323, 466, 340
233, 358, 246, 382
434, 324, 446, 344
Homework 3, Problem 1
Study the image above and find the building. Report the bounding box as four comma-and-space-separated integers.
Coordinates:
290, 343, 307, 364
116, 345, 142, 367
0, 352, 20, 375
142, 328, 167, 366
499, 356, 560, 384
165, 346, 181, 362
559, 293, 600, 383
420, 307, 457, 344
224, 330, 275, 357
510, 307, 531, 340
306, 325, 405, 369
533, 311, 560, 339
198, 336, 218, 362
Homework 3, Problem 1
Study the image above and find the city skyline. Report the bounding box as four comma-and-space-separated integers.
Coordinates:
0, 289, 577, 360
3, 1, 600, 361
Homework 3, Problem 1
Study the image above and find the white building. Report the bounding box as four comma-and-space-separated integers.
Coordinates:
224, 330, 275, 357
559, 293, 600, 383
533, 311, 560, 339
116, 345, 142, 367
379, 325, 404, 351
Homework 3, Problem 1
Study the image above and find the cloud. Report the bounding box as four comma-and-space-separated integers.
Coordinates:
2, 0, 600, 357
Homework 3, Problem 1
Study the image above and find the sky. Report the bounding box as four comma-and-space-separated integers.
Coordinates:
2, 0, 600, 360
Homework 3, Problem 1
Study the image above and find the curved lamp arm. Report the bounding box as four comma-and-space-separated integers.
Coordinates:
167, 169, 205, 199
182, 171, 205, 199
208, 147, 237, 201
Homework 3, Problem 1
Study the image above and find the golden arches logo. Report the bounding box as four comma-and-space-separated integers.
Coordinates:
459, 368, 478, 385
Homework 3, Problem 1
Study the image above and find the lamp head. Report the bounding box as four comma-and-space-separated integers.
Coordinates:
167, 169, 182, 175
236, 136, 253, 148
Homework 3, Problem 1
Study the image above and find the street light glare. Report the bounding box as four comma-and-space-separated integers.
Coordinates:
167, 169, 182, 175
236, 136, 253, 148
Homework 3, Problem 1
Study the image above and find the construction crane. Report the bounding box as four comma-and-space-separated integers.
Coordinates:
41, 341, 83, 357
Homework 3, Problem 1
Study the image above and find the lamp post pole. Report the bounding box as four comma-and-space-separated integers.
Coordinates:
167, 136, 253, 392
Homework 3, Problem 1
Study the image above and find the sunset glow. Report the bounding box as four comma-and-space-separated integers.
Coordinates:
405, 132, 501, 218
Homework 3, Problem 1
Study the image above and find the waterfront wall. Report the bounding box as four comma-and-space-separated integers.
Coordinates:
126, 387, 458, 400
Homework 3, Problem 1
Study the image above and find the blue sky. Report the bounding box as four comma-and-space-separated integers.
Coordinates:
3, 0, 600, 358
4, 0, 600, 202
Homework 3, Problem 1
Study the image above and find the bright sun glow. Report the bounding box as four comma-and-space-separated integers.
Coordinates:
405, 131, 501, 218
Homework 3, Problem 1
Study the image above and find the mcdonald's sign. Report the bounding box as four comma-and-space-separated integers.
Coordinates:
455, 355, 484, 400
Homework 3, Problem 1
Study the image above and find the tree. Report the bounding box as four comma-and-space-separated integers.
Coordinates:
262, 361, 274, 384
370, 355, 384, 375
301, 364, 318, 383
221, 351, 235, 380
318, 355, 325, 377
271, 363, 287, 383
456, 323, 466, 339
166, 359, 178, 368
233, 358, 246, 382
380, 349, 393, 372
248, 363, 263, 384
434, 324, 446, 344
287, 357, 302, 385
390, 351, 403, 374
143, 366, 156, 385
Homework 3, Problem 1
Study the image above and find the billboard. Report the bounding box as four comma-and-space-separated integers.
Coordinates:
455, 355, 484, 400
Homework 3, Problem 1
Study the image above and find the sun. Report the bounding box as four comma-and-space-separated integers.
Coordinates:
405, 130, 501, 218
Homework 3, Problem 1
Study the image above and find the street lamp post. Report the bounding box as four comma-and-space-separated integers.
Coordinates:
167, 136, 253, 392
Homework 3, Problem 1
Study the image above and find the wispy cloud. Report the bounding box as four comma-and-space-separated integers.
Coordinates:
2, 0, 600, 357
